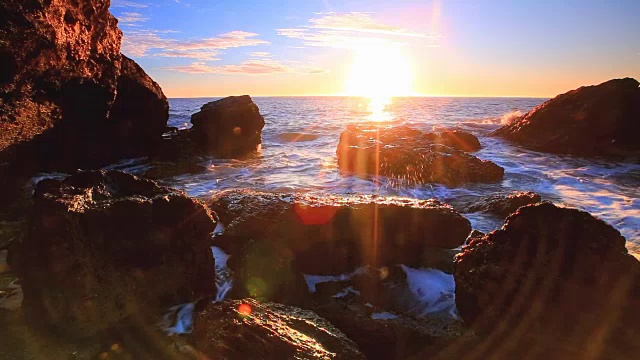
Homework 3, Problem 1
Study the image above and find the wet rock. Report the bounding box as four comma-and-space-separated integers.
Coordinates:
458, 191, 542, 217
494, 78, 640, 157
8, 170, 216, 337
191, 95, 265, 157
337, 125, 503, 187
189, 298, 365, 359
424, 130, 482, 152
454, 202, 640, 358
208, 189, 472, 277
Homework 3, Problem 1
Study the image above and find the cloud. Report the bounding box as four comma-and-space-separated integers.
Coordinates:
278, 12, 440, 48
121, 30, 268, 60
248, 52, 271, 57
162, 59, 325, 75
118, 12, 148, 25
111, 0, 148, 8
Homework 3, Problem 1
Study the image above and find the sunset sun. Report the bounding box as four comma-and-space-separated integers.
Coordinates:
344, 46, 415, 99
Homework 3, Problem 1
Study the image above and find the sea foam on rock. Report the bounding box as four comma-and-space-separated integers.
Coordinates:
493, 78, 640, 158
454, 202, 640, 358
337, 125, 504, 187
8, 170, 216, 337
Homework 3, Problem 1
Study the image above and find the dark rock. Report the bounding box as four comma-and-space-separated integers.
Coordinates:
459, 191, 542, 217
8, 170, 216, 337
494, 78, 640, 157
209, 189, 471, 276
109, 55, 169, 158
424, 130, 482, 152
189, 298, 365, 359
454, 202, 640, 358
275, 132, 320, 142
191, 95, 265, 157
337, 125, 503, 187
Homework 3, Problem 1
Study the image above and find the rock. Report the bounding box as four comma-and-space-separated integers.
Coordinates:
8, 170, 216, 337
143, 161, 208, 180
191, 95, 265, 157
337, 125, 503, 187
424, 130, 482, 152
109, 55, 169, 158
275, 132, 320, 142
209, 189, 472, 276
493, 78, 640, 157
458, 191, 542, 217
189, 298, 365, 359
454, 202, 640, 358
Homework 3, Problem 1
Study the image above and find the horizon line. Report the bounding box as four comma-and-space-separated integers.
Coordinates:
166, 94, 551, 99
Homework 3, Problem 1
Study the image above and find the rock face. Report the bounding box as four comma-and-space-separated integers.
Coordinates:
8, 170, 216, 337
457, 191, 542, 217
189, 298, 365, 359
494, 78, 640, 157
337, 125, 503, 187
0, 0, 169, 173
209, 189, 471, 276
454, 202, 640, 358
191, 95, 265, 157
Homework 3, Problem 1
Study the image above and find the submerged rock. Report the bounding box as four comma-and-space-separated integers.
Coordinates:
191, 95, 265, 157
493, 78, 640, 157
337, 125, 503, 187
8, 170, 216, 337
454, 202, 640, 358
209, 189, 471, 275
189, 298, 365, 359
455, 191, 542, 217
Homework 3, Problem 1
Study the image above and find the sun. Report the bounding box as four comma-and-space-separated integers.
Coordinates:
344, 45, 415, 99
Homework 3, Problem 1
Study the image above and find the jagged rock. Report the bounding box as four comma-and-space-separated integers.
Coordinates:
424, 130, 482, 152
454, 202, 640, 358
209, 189, 471, 275
8, 170, 216, 337
191, 95, 265, 157
456, 191, 542, 217
337, 125, 503, 187
189, 298, 365, 359
494, 78, 640, 157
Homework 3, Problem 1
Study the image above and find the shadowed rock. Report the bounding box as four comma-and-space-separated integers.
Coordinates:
189, 298, 365, 359
191, 95, 265, 157
454, 191, 542, 217
337, 125, 503, 187
8, 170, 216, 337
493, 78, 640, 157
454, 202, 640, 358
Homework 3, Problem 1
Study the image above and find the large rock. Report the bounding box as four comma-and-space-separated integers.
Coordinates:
337, 125, 503, 187
190, 95, 265, 157
453, 191, 542, 217
8, 170, 216, 337
209, 190, 471, 274
494, 78, 640, 157
0, 0, 169, 189
454, 202, 640, 358
189, 298, 365, 359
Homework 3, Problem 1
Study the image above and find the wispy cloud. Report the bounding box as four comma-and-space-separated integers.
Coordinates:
162, 59, 325, 75
111, 0, 148, 8
118, 12, 148, 25
278, 12, 439, 48
121, 30, 268, 60
248, 52, 271, 57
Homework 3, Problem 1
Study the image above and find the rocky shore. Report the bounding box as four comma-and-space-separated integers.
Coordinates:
1, 1, 639, 359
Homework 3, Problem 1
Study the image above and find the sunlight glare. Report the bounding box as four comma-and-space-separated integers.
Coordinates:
344, 46, 415, 99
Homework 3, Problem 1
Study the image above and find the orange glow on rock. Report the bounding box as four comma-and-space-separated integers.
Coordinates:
238, 303, 252, 316
293, 204, 338, 225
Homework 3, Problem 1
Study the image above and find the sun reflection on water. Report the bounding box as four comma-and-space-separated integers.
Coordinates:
366, 96, 393, 122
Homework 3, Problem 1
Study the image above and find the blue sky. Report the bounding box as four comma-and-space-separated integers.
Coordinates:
110, 0, 640, 97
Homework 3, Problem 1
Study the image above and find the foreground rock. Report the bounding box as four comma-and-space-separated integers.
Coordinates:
189, 298, 365, 359
8, 170, 216, 337
494, 78, 640, 157
453, 191, 542, 217
337, 125, 503, 187
454, 202, 640, 358
191, 95, 265, 157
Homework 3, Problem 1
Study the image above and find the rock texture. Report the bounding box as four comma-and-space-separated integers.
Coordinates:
337, 125, 503, 187
8, 170, 216, 337
189, 298, 365, 359
456, 191, 542, 217
454, 202, 640, 358
209, 189, 471, 274
191, 95, 265, 157
0, 0, 169, 174
494, 78, 640, 157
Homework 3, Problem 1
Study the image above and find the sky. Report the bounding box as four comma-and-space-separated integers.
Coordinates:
110, 0, 640, 98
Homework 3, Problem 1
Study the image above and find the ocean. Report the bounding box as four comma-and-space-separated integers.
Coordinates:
113, 96, 640, 249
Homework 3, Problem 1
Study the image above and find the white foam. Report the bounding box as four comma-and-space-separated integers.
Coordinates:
159, 303, 195, 335
371, 312, 399, 320
333, 286, 360, 298
400, 265, 458, 319
211, 247, 232, 301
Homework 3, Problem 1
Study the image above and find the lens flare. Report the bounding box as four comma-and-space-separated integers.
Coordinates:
238, 303, 252, 317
